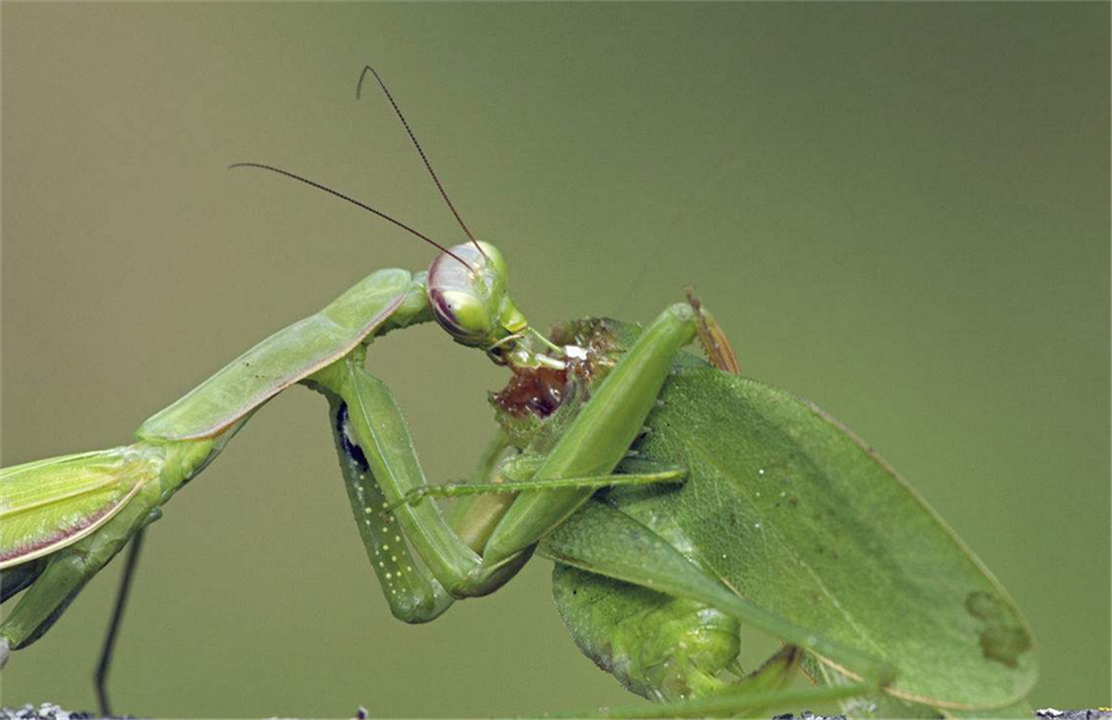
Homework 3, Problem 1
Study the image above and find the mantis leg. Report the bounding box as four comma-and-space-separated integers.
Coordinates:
309, 303, 718, 599
1, 559, 47, 603
0, 456, 164, 653
95, 527, 146, 718
309, 358, 488, 597
476, 303, 704, 570
1, 437, 214, 661
318, 389, 454, 623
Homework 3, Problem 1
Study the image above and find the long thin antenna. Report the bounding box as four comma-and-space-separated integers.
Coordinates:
230, 162, 474, 270
357, 66, 486, 258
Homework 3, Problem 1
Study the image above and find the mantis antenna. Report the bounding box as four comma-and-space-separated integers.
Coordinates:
356, 65, 488, 259
228, 162, 474, 271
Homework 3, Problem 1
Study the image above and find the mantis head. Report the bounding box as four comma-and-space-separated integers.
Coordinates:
427, 241, 530, 364
230, 71, 554, 369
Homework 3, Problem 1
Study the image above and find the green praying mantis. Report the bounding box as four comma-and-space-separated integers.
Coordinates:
0, 68, 1037, 718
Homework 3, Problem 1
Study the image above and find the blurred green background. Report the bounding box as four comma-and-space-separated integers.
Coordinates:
1, 3, 1108, 717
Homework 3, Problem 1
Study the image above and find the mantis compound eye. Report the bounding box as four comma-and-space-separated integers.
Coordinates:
429, 287, 493, 345
427, 241, 525, 352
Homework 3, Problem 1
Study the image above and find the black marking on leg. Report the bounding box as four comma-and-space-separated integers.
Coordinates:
336, 403, 371, 473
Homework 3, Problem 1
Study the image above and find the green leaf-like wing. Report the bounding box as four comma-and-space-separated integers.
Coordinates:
607, 364, 1036, 711
0, 447, 161, 569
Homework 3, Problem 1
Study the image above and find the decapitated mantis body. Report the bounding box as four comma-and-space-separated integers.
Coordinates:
0, 68, 1035, 718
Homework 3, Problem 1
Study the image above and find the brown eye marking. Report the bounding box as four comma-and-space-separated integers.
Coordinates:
428, 287, 488, 344
428, 289, 461, 332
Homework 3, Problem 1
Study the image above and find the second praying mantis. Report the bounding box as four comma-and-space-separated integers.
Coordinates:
0, 68, 1036, 718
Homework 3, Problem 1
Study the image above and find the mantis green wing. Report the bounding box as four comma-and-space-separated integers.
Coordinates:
542, 320, 1035, 714
0, 449, 155, 568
